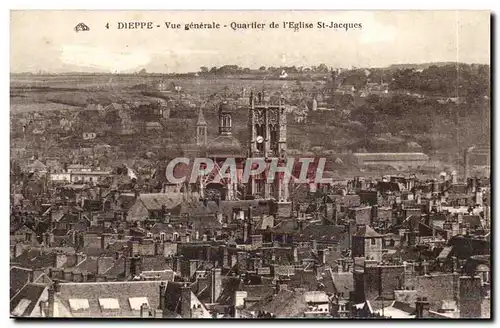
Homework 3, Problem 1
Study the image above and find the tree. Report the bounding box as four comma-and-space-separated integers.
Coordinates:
200, 66, 209, 73
317, 63, 329, 73
259, 66, 266, 71
138, 68, 147, 75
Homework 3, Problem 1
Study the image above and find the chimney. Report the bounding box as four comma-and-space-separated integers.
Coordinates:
475, 190, 483, 206
54, 252, 67, 268
247, 207, 253, 236
189, 259, 198, 278
415, 297, 430, 318
130, 255, 142, 277
318, 249, 328, 265
28, 269, 34, 283
97, 256, 109, 275
181, 284, 192, 318
210, 268, 222, 303
14, 243, 23, 258
451, 171, 458, 184
371, 205, 378, 223
275, 278, 288, 294
422, 260, 429, 275
431, 180, 438, 194
100, 233, 112, 249
124, 256, 131, 278
471, 177, 477, 193
236, 251, 247, 274
140, 303, 149, 318
47, 284, 56, 317
292, 245, 298, 263
452, 256, 459, 273
220, 246, 228, 268
243, 221, 248, 244
159, 282, 167, 310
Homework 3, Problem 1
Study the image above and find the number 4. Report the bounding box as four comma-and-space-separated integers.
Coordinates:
105, 23, 109, 29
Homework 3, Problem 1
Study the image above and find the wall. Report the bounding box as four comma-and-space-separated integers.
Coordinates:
163, 243, 178, 258
379, 265, 405, 299
416, 274, 459, 310
459, 276, 482, 318
364, 238, 383, 262
394, 290, 417, 304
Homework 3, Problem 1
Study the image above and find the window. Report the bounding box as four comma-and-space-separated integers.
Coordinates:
371, 238, 376, 245
160, 233, 166, 242
25, 233, 32, 242
129, 297, 149, 311
98, 298, 120, 311
69, 299, 90, 311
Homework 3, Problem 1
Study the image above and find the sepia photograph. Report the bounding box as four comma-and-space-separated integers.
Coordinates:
9, 10, 491, 319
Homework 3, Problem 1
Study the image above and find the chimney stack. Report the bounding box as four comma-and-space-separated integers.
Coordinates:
210, 268, 222, 303
181, 284, 192, 318
159, 282, 166, 310
47, 284, 56, 317
415, 297, 430, 318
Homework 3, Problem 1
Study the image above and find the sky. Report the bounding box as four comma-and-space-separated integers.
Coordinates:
10, 10, 490, 73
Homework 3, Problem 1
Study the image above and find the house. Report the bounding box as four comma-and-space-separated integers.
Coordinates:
126, 193, 185, 223
246, 287, 331, 318
11, 224, 39, 247
24, 160, 48, 175
45, 280, 211, 318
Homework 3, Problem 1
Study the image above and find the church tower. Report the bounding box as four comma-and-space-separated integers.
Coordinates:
196, 107, 207, 146
218, 100, 233, 136
248, 89, 290, 215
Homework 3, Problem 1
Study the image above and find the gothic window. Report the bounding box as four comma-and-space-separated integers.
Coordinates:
268, 109, 278, 125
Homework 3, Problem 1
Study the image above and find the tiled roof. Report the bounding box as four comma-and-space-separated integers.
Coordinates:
10, 283, 46, 317
55, 281, 163, 317
294, 224, 348, 246
141, 257, 172, 272
139, 193, 184, 211
248, 289, 309, 318
330, 271, 354, 295
353, 225, 382, 238
10, 267, 32, 299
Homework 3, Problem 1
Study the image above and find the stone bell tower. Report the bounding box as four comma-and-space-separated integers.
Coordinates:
248, 89, 290, 216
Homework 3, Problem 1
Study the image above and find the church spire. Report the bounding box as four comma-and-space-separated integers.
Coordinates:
196, 107, 208, 146
196, 107, 207, 126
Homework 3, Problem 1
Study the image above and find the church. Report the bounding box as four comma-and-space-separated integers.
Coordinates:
187, 89, 292, 216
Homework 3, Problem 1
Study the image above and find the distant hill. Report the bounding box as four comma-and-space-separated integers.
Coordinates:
386, 62, 468, 70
